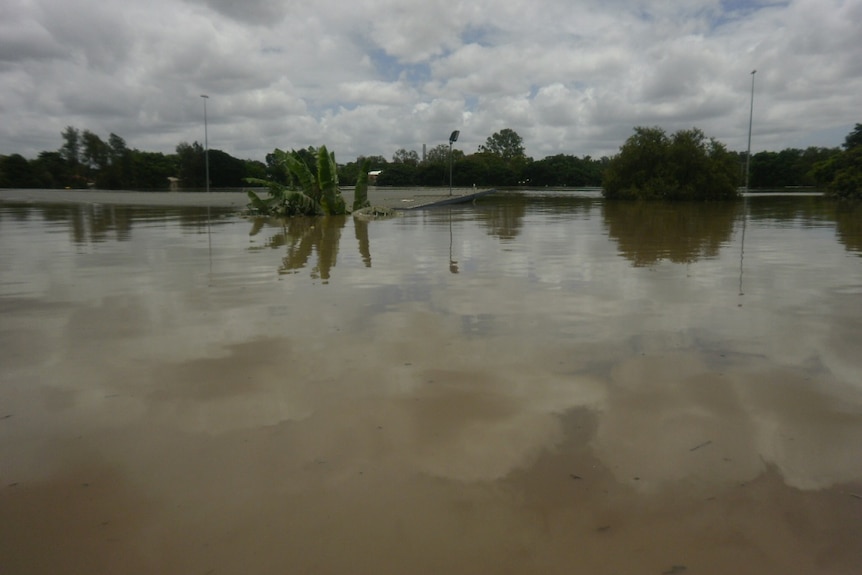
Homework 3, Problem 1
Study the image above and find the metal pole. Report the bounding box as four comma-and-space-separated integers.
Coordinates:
449, 141, 453, 196
201, 94, 210, 194
201, 94, 212, 268
745, 70, 756, 193
448, 130, 459, 197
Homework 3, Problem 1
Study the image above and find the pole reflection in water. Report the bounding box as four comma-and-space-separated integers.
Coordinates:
449, 208, 459, 274
738, 195, 747, 301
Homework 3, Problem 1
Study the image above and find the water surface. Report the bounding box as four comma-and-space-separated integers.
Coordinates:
1, 193, 861, 574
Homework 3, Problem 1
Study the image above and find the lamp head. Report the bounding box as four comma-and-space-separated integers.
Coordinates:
449, 130, 460, 144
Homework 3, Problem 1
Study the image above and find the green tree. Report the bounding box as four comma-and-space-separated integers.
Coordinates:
99, 133, 133, 189
60, 126, 81, 168
337, 157, 363, 187
0, 154, 37, 187
817, 124, 862, 200
243, 159, 267, 181
479, 128, 526, 163
130, 151, 177, 189
265, 150, 290, 184
207, 149, 247, 187
825, 148, 862, 200
478, 128, 529, 183
81, 130, 109, 173
32, 151, 69, 188
176, 141, 205, 187
392, 148, 420, 166
523, 154, 603, 187
378, 149, 419, 184
424, 144, 452, 165
455, 153, 517, 187
843, 123, 862, 150
364, 155, 388, 169
59, 126, 86, 187
602, 126, 739, 201
338, 155, 388, 186
376, 162, 417, 186
799, 147, 839, 179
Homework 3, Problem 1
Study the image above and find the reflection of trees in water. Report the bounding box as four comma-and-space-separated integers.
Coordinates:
745, 196, 861, 255
745, 195, 835, 225
37, 204, 134, 244
1, 203, 217, 244
834, 202, 862, 255
0, 204, 34, 222
475, 194, 598, 241
250, 216, 348, 281
477, 194, 527, 240
603, 201, 737, 266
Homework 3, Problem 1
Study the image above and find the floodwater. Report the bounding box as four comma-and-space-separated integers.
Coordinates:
1, 192, 861, 574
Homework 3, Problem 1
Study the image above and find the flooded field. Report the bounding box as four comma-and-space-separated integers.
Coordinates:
1, 192, 861, 574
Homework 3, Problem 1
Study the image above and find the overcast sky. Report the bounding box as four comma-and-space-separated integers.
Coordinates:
2, 0, 860, 163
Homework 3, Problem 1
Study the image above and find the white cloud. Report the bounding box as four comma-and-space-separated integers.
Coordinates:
1, 0, 860, 162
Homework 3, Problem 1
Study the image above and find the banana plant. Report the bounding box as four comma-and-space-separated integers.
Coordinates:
353, 158, 371, 212
245, 174, 323, 216
316, 146, 345, 215
245, 145, 350, 216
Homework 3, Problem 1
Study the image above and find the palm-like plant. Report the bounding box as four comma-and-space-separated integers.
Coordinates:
245, 145, 353, 216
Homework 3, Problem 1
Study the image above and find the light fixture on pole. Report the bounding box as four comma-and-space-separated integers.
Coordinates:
745, 70, 756, 193
448, 130, 459, 196
201, 94, 210, 194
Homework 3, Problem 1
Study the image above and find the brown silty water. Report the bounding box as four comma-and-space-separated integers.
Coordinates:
1, 192, 861, 574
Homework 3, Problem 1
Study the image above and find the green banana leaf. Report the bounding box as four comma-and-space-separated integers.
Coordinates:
353, 158, 371, 211
317, 146, 346, 215
285, 152, 320, 204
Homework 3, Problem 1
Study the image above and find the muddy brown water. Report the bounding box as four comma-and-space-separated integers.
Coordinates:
1, 192, 861, 574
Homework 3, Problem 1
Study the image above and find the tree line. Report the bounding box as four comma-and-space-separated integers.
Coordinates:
1, 124, 860, 199
0, 127, 267, 190
0, 126, 602, 190
601, 124, 861, 200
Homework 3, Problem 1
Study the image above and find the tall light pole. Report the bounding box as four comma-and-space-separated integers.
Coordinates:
745, 70, 756, 193
201, 94, 210, 194
448, 130, 459, 196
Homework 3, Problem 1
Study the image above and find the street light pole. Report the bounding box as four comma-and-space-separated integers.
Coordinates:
745, 70, 756, 193
448, 130, 460, 196
201, 94, 210, 194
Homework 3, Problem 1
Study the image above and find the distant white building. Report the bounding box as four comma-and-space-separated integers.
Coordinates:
368, 170, 382, 183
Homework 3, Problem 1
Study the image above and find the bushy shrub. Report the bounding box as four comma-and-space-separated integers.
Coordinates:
819, 124, 862, 200
602, 126, 740, 201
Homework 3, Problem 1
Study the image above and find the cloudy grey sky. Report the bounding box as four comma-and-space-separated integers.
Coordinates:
1, 0, 860, 162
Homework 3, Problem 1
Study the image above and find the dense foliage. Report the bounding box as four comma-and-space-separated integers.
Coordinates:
2, 124, 858, 195
0, 127, 266, 190
814, 124, 862, 200
246, 146, 345, 216
0, 126, 606, 191
246, 146, 373, 217
747, 147, 836, 188
602, 127, 740, 200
